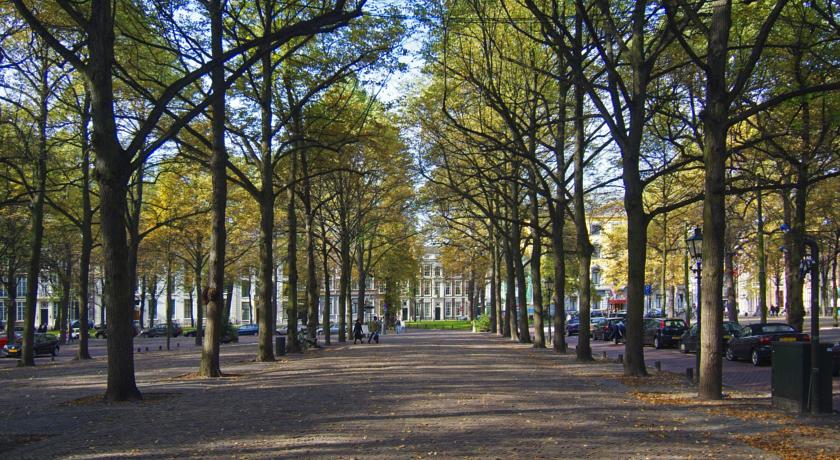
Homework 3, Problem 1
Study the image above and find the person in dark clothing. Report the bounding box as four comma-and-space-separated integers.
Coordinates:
353, 318, 364, 344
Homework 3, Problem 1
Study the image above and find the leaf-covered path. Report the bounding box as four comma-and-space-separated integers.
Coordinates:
1, 330, 836, 458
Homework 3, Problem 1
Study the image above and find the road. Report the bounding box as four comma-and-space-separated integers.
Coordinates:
0, 334, 261, 368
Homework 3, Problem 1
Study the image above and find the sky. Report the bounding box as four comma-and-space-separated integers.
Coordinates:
364, 0, 430, 105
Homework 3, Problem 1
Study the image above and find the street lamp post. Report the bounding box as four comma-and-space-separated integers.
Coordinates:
544, 277, 554, 343
686, 227, 703, 384
801, 235, 821, 414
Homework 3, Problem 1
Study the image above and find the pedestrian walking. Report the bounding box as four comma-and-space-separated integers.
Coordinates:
353, 318, 364, 344
368, 316, 380, 344
395, 319, 402, 334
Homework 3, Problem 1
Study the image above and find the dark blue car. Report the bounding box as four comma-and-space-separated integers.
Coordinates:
238, 323, 259, 335
566, 318, 580, 336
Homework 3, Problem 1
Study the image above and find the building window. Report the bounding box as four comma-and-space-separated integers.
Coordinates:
378, 282, 386, 294
435, 281, 442, 297
16, 276, 26, 297
183, 300, 192, 319
16, 300, 24, 321
52, 302, 59, 319
592, 268, 602, 286
592, 244, 602, 259
424, 301, 431, 318
422, 280, 430, 296
590, 223, 602, 235
0, 301, 4, 323
366, 277, 373, 290
434, 266, 442, 277
445, 300, 452, 317
241, 279, 251, 297
454, 281, 462, 296
241, 301, 251, 321
423, 265, 431, 278
445, 281, 451, 296
0, 283, 6, 298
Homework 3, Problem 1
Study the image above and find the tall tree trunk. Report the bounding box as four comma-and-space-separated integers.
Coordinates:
223, 281, 234, 323
256, 182, 276, 361
551, 79, 569, 354
321, 228, 331, 345
489, 229, 498, 334
200, 0, 228, 378
511, 190, 530, 343
757, 189, 767, 323
77, 90, 93, 359
285, 147, 301, 352
698, 0, 731, 400
725, 251, 738, 322
127, 159, 145, 326
21, 54, 50, 367
573, 61, 593, 361
503, 237, 515, 339
165, 257, 173, 351
4, 265, 17, 345
60, 246, 71, 345
356, 240, 366, 323
193, 255, 204, 346
148, 275, 157, 327
302, 150, 319, 341
662, 213, 670, 317
529, 168, 544, 348
338, 233, 350, 342
139, 275, 147, 330
495, 241, 504, 336
256, 14, 275, 361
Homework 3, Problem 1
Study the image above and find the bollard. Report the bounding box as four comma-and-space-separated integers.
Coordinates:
159, 345, 162, 351
686, 368, 694, 383
145, 347, 149, 352
654, 361, 661, 372
137, 348, 141, 353
617, 354, 623, 364
601, 351, 607, 360
177, 343, 180, 348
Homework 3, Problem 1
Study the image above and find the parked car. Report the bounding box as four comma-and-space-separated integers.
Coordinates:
566, 318, 580, 336
140, 322, 183, 338
595, 318, 625, 343
237, 323, 259, 336
0, 331, 22, 350
71, 320, 95, 330
726, 323, 809, 366
643, 318, 687, 349
3, 333, 59, 357
644, 309, 665, 318
679, 321, 740, 354
589, 318, 607, 340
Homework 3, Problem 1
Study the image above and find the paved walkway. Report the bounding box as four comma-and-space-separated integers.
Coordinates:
1, 330, 838, 459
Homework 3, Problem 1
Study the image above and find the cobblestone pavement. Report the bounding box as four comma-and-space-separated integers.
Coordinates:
1, 330, 838, 459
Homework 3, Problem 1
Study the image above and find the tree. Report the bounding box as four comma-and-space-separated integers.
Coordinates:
11, 0, 366, 398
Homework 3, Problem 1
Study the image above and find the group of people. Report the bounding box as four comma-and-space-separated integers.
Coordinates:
768, 305, 785, 317
353, 317, 380, 344
352, 317, 405, 344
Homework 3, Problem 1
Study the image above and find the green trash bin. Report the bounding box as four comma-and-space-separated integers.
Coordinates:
771, 342, 833, 414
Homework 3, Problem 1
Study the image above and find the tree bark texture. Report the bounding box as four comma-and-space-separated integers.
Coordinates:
698, 0, 732, 401
200, 0, 227, 378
